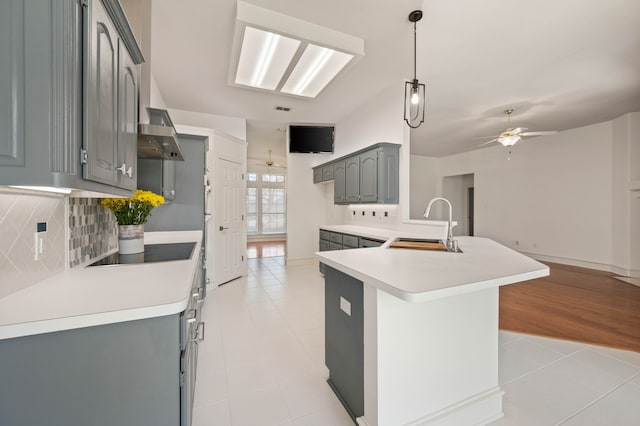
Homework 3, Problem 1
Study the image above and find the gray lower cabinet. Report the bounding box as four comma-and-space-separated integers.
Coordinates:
324, 266, 364, 422
0, 0, 142, 196
318, 230, 360, 273
0, 316, 180, 426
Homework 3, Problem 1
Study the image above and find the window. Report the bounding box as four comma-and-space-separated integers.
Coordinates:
246, 172, 286, 235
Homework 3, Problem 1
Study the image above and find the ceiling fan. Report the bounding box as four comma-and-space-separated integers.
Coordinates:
477, 109, 557, 147
265, 150, 285, 169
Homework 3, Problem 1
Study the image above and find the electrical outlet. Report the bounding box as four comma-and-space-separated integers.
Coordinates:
384, 211, 389, 217
352, 210, 356, 215
372, 211, 376, 217
361, 211, 365, 216
340, 297, 351, 316
34, 222, 47, 260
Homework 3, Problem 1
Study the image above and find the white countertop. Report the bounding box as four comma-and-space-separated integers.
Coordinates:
316, 236, 549, 302
0, 231, 202, 340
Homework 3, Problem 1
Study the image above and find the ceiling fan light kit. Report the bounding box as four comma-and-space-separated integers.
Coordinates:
404, 10, 425, 129
478, 109, 558, 148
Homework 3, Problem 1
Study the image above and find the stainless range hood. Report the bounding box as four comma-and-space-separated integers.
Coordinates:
137, 107, 185, 161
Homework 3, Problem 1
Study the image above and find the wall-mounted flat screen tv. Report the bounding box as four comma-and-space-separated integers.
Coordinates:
289, 125, 334, 153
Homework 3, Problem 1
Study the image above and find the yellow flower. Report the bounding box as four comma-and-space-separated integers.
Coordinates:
101, 190, 165, 225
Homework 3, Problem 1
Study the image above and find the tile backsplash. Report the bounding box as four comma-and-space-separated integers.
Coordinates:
0, 192, 66, 298
0, 191, 118, 298
68, 198, 117, 268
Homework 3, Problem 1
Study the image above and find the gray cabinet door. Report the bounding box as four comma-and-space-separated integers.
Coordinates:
117, 39, 138, 190
325, 266, 364, 421
345, 156, 360, 203
377, 144, 400, 203
0, 0, 25, 167
359, 149, 378, 203
333, 161, 346, 204
84, 0, 119, 186
322, 164, 334, 181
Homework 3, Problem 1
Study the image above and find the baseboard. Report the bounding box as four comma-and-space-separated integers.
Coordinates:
247, 234, 286, 242
522, 252, 613, 273
285, 257, 317, 266
406, 386, 504, 426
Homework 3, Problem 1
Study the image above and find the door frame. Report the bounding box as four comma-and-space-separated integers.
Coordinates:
176, 125, 248, 287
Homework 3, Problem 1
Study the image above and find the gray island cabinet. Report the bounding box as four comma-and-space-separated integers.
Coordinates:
0, 0, 143, 196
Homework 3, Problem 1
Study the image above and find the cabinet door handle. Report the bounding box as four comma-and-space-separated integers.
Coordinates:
219, 226, 229, 231
190, 322, 205, 343
186, 309, 197, 323
126, 166, 133, 178
116, 163, 127, 175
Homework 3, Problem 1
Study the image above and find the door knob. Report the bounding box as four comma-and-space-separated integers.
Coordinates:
219, 226, 229, 231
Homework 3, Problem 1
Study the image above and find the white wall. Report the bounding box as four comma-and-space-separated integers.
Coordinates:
409, 155, 439, 219
169, 109, 247, 141
437, 120, 615, 269
286, 84, 409, 261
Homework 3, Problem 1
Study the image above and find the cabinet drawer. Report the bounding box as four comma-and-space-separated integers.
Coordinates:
329, 242, 343, 251
329, 232, 343, 244
320, 229, 331, 241
319, 239, 330, 251
342, 234, 359, 248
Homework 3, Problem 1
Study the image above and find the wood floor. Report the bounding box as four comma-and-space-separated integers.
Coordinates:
499, 262, 640, 353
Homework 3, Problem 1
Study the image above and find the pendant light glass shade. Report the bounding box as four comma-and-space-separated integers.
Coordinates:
404, 10, 425, 129
405, 79, 425, 128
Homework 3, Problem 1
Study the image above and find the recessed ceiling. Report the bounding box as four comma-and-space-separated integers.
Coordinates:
229, 1, 363, 99
151, 0, 640, 157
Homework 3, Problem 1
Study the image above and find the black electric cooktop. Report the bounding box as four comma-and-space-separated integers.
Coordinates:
87, 242, 197, 267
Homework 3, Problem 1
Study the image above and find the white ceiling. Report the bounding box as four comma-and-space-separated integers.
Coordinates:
150, 0, 640, 158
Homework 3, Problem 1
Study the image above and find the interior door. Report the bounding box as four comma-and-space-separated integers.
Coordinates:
214, 158, 244, 285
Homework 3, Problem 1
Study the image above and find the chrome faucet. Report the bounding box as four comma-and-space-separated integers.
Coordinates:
424, 197, 458, 252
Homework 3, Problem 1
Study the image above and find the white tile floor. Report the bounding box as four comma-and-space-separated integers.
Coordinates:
193, 257, 640, 426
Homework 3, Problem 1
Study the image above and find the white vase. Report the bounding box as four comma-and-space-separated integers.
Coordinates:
118, 224, 144, 254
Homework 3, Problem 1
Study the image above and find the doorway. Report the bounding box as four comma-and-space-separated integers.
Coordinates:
214, 158, 245, 285
441, 173, 475, 236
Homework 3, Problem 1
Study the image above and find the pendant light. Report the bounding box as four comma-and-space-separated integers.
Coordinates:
404, 10, 425, 129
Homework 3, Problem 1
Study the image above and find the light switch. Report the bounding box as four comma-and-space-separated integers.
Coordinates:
34, 222, 47, 260
340, 296, 351, 316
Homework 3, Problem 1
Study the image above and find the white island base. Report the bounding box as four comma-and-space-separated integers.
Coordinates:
317, 237, 549, 426
362, 285, 502, 426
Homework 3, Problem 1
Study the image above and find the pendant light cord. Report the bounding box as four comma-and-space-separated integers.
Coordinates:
413, 20, 417, 81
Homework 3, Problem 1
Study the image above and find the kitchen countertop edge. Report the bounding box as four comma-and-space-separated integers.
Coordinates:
0, 231, 202, 340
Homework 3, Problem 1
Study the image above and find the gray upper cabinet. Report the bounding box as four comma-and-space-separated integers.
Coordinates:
85, 0, 141, 191
313, 167, 323, 183
322, 164, 334, 181
312, 143, 400, 205
0, 0, 143, 196
117, 39, 139, 190
85, 0, 119, 186
333, 160, 346, 204
345, 156, 360, 203
359, 149, 378, 203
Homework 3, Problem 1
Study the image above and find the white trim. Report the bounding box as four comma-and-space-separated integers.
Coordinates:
356, 417, 371, 426
405, 386, 504, 426
523, 252, 635, 276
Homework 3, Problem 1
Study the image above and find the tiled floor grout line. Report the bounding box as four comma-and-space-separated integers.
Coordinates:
585, 344, 640, 368
556, 377, 633, 425
500, 344, 588, 386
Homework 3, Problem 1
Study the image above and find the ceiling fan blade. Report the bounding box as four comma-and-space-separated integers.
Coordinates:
521, 131, 558, 137
479, 139, 498, 146
472, 135, 499, 140
512, 127, 528, 134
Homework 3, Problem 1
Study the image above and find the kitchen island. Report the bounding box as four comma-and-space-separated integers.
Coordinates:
316, 236, 549, 426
